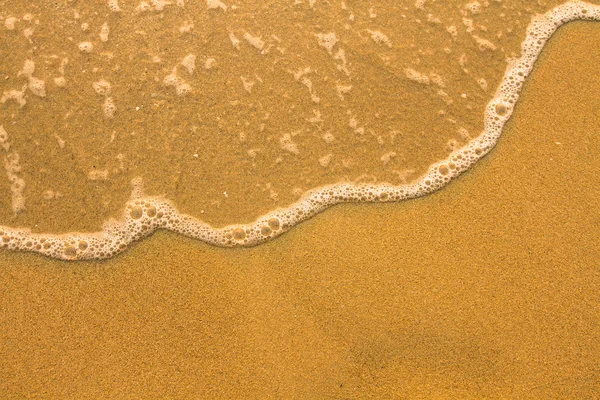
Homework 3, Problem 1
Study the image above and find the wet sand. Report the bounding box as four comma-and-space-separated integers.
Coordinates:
1, 18, 599, 400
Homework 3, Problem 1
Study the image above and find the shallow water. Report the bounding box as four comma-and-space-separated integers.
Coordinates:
1, 1, 598, 259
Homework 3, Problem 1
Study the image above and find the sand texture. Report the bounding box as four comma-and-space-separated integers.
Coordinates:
1, 9, 600, 400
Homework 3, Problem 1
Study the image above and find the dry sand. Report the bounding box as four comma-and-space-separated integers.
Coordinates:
1, 15, 599, 400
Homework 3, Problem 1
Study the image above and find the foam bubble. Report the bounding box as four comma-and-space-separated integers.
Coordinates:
23, 27, 34, 41
130, 206, 143, 219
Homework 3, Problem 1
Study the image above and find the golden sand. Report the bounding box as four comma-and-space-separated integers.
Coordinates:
0, 20, 599, 398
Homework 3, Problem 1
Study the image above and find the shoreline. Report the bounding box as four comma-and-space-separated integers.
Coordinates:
1, 17, 599, 397
0, 16, 600, 399
1, 1, 600, 260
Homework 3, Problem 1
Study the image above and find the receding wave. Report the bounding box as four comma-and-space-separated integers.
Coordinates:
0, 1, 599, 259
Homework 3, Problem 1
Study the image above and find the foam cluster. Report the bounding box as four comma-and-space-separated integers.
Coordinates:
93, 79, 117, 118
100, 22, 110, 42
1, 1, 599, 260
0, 126, 26, 215
18, 60, 46, 97
163, 66, 192, 96
78, 41, 94, 53
107, 0, 122, 12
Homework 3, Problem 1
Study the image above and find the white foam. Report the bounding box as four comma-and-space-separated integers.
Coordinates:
472, 35, 497, 51
4, 17, 18, 30
0, 126, 9, 152
404, 68, 431, 85
78, 41, 94, 53
240, 76, 255, 93
88, 170, 110, 180
280, 133, 300, 154
163, 67, 192, 96
207, 0, 228, 11
179, 21, 194, 34
465, 1, 482, 14
243, 32, 265, 51
100, 22, 110, 42
19, 59, 35, 77
93, 79, 112, 96
4, 153, 26, 215
204, 57, 217, 69
1, 1, 599, 260
17, 60, 46, 97
315, 32, 338, 54
1, 85, 27, 107
136, 2, 152, 12
175, 82, 192, 96
319, 154, 333, 167
108, 0, 122, 12
181, 54, 196, 75
151, 0, 171, 11
367, 29, 392, 48
54, 76, 66, 87
27, 77, 46, 97
103, 97, 117, 118
229, 32, 240, 50
0, 126, 26, 215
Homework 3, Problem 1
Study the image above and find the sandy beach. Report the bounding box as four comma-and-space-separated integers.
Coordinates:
0, 18, 599, 398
